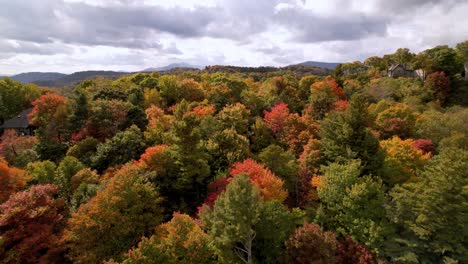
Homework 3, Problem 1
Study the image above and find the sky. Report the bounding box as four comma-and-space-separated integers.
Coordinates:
0, 0, 467, 75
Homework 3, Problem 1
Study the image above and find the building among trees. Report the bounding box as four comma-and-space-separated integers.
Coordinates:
0, 108, 35, 135
388, 64, 426, 80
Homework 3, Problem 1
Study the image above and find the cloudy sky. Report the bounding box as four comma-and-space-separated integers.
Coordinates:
0, 0, 467, 75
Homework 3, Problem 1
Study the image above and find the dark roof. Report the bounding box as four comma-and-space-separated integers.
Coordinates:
1, 108, 33, 129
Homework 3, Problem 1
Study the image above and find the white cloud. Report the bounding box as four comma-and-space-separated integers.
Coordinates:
0, 0, 467, 75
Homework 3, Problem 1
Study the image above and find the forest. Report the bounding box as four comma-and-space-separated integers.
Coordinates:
0, 42, 467, 264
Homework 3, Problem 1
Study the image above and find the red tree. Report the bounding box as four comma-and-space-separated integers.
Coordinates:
285, 223, 338, 264
136, 145, 171, 173
333, 100, 349, 112
0, 129, 37, 164
230, 159, 288, 202
263, 102, 290, 136
0, 160, 28, 203
0, 184, 65, 263
196, 176, 230, 214
337, 236, 375, 264
424, 71, 451, 103
29, 93, 68, 128
412, 139, 434, 155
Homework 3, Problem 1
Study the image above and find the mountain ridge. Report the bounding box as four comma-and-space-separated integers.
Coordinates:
3, 61, 339, 87
294, 61, 341, 70
143, 62, 203, 72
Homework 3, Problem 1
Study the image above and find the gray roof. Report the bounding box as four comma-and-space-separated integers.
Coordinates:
1, 108, 33, 129
388, 64, 413, 71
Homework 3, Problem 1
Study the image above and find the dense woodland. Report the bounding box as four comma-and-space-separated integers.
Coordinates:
0, 42, 467, 264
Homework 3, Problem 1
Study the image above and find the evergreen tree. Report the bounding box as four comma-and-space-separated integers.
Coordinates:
320, 94, 383, 175
387, 147, 468, 263
316, 161, 393, 254
200, 174, 262, 263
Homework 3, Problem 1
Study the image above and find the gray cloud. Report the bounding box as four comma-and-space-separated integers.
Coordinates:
273, 7, 388, 43
0, 0, 217, 49
375, 0, 463, 13
0, 0, 392, 51
0, 40, 73, 55
0, 0, 467, 74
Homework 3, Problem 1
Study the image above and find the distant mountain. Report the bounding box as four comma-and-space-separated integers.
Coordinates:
204, 64, 330, 77
294, 61, 341, 70
11, 72, 67, 84
33, 71, 129, 87
144, 62, 203, 72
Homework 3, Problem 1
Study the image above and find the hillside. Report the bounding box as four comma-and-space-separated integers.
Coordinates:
144, 62, 203, 71
11, 72, 66, 84
5, 63, 334, 88
294, 61, 341, 70
32, 71, 129, 87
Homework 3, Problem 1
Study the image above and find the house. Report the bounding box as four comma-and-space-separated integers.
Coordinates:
388, 64, 426, 81
387, 64, 415, 78
0, 108, 36, 136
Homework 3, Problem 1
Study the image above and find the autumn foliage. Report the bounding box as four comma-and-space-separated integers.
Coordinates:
0, 129, 38, 165
0, 184, 65, 263
412, 138, 434, 154
28, 93, 68, 128
263, 102, 290, 136
230, 159, 288, 202
0, 160, 28, 203
424, 71, 451, 103
63, 164, 163, 263
285, 223, 338, 264
125, 213, 214, 263
336, 236, 375, 264
197, 176, 230, 213
136, 144, 170, 172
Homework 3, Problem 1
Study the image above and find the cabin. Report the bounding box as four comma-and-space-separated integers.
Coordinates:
0, 108, 36, 136
388, 64, 415, 78
388, 64, 426, 81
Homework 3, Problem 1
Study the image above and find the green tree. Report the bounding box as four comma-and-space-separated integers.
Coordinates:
254, 201, 303, 264
200, 174, 300, 263
200, 174, 261, 263
207, 128, 251, 172
387, 148, 468, 263
67, 90, 89, 133
415, 108, 468, 147
66, 137, 99, 167
217, 103, 251, 135
258, 144, 299, 204
0, 78, 27, 122
123, 213, 215, 264
320, 94, 383, 175
55, 156, 85, 199
158, 75, 180, 106
91, 125, 146, 172
455, 40, 468, 62
153, 108, 211, 214
26, 160, 57, 185
316, 161, 392, 254
423, 45, 463, 76
392, 48, 415, 65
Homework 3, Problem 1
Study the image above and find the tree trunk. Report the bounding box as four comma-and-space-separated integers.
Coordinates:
464, 62, 468, 80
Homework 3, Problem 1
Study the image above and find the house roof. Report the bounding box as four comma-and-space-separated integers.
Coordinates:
1, 108, 33, 129
389, 64, 413, 71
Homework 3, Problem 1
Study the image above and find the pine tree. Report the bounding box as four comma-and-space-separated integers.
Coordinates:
200, 174, 261, 263
320, 94, 383, 175
387, 147, 468, 263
